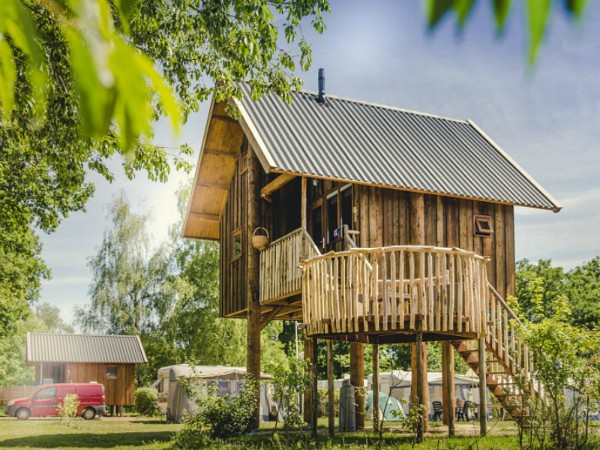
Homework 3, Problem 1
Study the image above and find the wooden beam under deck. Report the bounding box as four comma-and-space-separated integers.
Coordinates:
260, 173, 296, 198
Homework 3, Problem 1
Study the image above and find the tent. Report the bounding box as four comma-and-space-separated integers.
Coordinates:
365, 391, 405, 421
154, 364, 275, 423
367, 370, 484, 415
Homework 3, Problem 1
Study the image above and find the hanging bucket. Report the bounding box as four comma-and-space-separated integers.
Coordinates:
252, 227, 270, 250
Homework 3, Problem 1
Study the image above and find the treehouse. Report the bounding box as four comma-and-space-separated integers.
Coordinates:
183, 76, 560, 435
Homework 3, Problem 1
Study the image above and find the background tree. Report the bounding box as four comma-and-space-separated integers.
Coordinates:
0, 302, 73, 385
0, 0, 330, 337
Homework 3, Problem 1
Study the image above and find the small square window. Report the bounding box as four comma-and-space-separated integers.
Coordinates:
232, 229, 242, 261
474, 215, 494, 237
106, 367, 118, 379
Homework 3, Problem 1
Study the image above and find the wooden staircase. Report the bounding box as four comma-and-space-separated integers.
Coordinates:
453, 285, 540, 425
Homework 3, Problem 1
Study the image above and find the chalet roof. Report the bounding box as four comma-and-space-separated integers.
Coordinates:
26, 333, 148, 364
236, 83, 560, 212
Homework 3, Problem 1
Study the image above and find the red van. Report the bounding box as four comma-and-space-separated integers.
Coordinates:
5, 383, 107, 420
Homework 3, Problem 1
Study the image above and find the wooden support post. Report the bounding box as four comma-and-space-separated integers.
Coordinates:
442, 342, 456, 436
301, 177, 307, 230
410, 192, 428, 432
350, 342, 365, 429
311, 338, 319, 438
247, 146, 262, 430
416, 331, 424, 443
303, 336, 314, 424
327, 340, 335, 438
372, 343, 380, 433
478, 337, 488, 436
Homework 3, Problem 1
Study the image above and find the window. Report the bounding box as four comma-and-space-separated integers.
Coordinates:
474, 215, 494, 237
105, 367, 118, 379
326, 192, 339, 242
231, 228, 242, 261
36, 387, 56, 400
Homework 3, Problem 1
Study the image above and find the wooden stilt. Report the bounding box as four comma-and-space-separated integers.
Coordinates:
246, 146, 262, 430
442, 341, 456, 436
416, 332, 424, 443
410, 192, 428, 433
350, 342, 365, 429
311, 338, 319, 437
372, 343, 380, 433
327, 340, 335, 437
478, 337, 488, 436
303, 336, 314, 424
301, 177, 307, 230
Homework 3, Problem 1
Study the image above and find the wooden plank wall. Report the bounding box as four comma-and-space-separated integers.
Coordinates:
62, 363, 136, 406
220, 141, 249, 317
355, 186, 515, 299
220, 145, 273, 317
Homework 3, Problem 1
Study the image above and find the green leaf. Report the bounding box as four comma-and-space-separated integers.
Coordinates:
0, 0, 47, 118
425, 0, 454, 29
526, 0, 551, 65
454, 0, 476, 31
492, 0, 512, 34
564, 0, 587, 18
0, 38, 16, 114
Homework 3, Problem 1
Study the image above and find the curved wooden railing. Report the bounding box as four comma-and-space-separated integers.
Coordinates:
260, 228, 321, 304
301, 245, 490, 337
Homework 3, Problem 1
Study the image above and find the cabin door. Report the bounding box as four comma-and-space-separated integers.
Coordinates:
309, 182, 353, 252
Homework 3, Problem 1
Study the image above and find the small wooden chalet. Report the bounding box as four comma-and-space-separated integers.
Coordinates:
183, 76, 560, 435
26, 333, 147, 407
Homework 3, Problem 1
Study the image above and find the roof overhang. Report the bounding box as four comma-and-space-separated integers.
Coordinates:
182, 100, 248, 239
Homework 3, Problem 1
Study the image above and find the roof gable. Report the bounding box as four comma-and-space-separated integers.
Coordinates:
26, 333, 148, 364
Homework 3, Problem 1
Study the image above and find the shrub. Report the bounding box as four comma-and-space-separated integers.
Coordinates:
317, 388, 340, 417
58, 393, 80, 425
172, 377, 259, 448
134, 387, 160, 416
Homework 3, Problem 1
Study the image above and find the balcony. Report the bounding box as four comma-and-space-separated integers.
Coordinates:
259, 228, 321, 304
301, 245, 490, 341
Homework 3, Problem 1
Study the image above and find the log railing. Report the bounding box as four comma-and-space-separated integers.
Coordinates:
260, 228, 321, 304
301, 245, 489, 337
485, 285, 537, 397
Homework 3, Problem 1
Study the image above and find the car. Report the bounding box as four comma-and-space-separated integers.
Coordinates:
5, 383, 107, 420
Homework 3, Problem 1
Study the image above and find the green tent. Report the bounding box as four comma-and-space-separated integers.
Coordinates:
366, 390, 405, 422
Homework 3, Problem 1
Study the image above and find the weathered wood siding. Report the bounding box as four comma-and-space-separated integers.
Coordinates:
355, 187, 515, 299
220, 145, 274, 317
33, 363, 136, 405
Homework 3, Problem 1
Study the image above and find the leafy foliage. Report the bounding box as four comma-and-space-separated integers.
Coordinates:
425, 0, 589, 63
172, 377, 259, 447
514, 293, 600, 449
58, 393, 80, 425
267, 357, 309, 429
134, 387, 161, 417
0, 303, 72, 385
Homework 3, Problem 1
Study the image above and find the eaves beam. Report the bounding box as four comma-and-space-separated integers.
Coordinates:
260, 173, 296, 199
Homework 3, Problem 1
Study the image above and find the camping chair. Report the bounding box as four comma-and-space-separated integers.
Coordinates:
463, 401, 475, 421
432, 401, 443, 421
456, 405, 465, 421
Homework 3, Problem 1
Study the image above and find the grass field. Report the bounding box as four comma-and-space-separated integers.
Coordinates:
0, 416, 525, 449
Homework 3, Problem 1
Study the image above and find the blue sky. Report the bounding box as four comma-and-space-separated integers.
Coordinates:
40, 1, 600, 325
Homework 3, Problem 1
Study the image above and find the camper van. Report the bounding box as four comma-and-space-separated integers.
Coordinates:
154, 365, 275, 423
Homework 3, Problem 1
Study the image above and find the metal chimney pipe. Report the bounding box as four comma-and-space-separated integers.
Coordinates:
317, 68, 325, 103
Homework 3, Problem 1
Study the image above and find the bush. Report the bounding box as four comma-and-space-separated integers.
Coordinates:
317, 388, 340, 418
134, 387, 160, 416
58, 393, 80, 425
172, 377, 259, 448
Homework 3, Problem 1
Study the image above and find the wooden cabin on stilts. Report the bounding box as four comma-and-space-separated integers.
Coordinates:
182, 72, 561, 439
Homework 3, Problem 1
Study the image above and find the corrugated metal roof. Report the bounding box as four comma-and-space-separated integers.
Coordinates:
236, 83, 560, 211
26, 333, 148, 364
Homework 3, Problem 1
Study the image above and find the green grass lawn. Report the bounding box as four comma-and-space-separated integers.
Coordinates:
0, 416, 523, 450
0, 417, 182, 449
